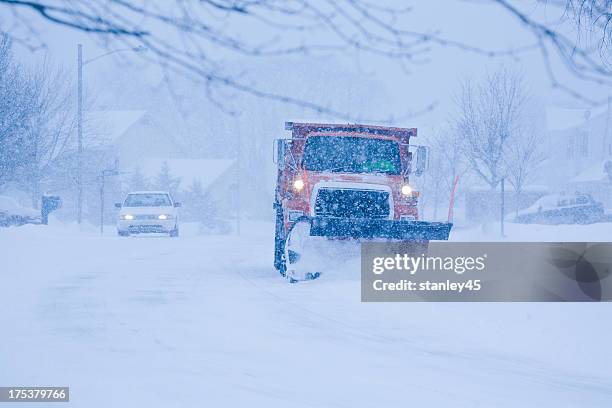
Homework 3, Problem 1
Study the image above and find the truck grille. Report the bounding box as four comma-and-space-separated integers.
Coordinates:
314, 188, 390, 219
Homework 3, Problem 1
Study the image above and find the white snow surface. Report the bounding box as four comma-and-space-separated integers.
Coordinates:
1, 221, 612, 407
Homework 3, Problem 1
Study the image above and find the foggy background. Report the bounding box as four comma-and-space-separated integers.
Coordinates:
0, 0, 610, 227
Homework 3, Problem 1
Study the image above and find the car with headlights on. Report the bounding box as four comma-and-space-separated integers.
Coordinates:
511, 192, 604, 225
116, 191, 181, 237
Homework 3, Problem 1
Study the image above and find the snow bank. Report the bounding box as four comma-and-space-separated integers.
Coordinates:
1, 221, 611, 407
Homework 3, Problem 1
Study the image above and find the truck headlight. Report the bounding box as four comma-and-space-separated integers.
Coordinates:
121, 214, 134, 220
158, 214, 172, 220
293, 179, 305, 191
401, 184, 413, 196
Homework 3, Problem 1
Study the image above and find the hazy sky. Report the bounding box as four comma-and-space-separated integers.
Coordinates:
6, 1, 608, 137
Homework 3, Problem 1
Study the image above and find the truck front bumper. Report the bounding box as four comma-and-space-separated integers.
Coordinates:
308, 217, 452, 241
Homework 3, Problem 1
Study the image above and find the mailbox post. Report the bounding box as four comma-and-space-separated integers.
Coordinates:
41, 195, 61, 225
99, 163, 122, 235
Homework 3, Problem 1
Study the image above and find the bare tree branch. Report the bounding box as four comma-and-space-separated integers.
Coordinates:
454, 67, 528, 190
494, 0, 612, 104
0, 0, 610, 119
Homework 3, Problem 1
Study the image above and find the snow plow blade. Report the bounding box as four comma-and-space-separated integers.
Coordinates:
308, 217, 452, 241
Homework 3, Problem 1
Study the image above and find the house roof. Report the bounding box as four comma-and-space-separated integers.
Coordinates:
569, 159, 612, 183
134, 158, 236, 191
546, 106, 608, 132
85, 110, 147, 147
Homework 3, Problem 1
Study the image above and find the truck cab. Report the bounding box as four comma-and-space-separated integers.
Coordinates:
273, 122, 452, 277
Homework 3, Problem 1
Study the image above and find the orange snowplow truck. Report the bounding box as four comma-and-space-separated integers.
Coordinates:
273, 122, 452, 279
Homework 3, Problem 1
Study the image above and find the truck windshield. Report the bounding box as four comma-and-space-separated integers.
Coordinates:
302, 136, 401, 175
124, 193, 172, 207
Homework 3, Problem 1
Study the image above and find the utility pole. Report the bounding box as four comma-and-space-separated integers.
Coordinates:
500, 129, 508, 238
605, 96, 611, 158
236, 133, 241, 235
75, 44, 145, 224
99, 161, 121, 235
500, 177, 505, 238
77, 44, 83, 224
100, 174, 104, 235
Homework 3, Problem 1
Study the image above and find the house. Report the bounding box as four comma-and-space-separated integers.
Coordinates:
126, 158, 238, 217
85, 110, 147, 149
48, 109, 237, 224
568, 159, 612, 209
48, 110, 146, 223
543, 104, 612, 188
542, 103, 612, 209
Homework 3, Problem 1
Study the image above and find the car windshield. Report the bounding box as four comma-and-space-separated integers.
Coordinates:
124, 193, 171, 207
302, 136, 401, 175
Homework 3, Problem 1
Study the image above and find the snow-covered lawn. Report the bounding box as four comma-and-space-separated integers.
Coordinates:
1, 221, 611, 407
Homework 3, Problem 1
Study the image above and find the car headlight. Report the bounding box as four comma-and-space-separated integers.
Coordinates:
401, 184, 413, 196
293, 179, 305, 191
121, 214, 134, 220
158, 214, 172, 220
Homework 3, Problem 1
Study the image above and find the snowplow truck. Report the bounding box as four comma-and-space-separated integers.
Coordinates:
273, 122, 452, 282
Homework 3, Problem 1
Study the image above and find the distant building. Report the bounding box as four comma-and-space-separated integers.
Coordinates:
49, 109, 238, 224
86, 110, 147, 150
48, 110, 146, 223
568, 159, 612, 209
127, 158, 238, 217
544, 103, 612, 209
544, 104, 612, 187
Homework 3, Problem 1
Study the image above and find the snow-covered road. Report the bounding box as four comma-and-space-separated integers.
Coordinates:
1, 222, 612, 407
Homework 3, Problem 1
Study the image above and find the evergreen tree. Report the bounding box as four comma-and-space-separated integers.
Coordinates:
128, 166, 150, 191
154, 161, 181, 197
183, 178, 227, 233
